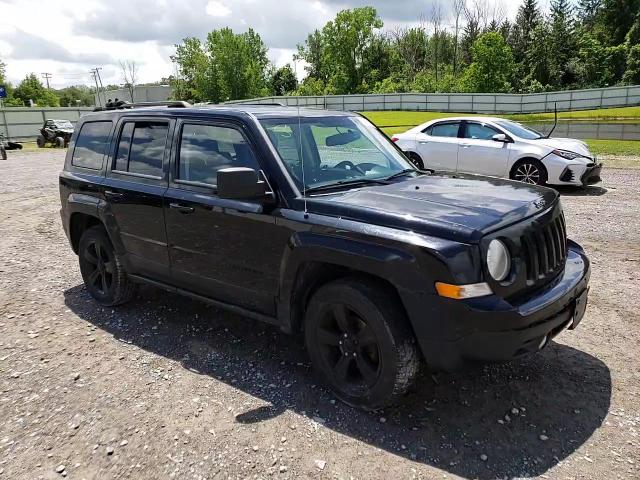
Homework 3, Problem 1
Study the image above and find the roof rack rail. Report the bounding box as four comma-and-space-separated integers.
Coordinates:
93, 101, 191, 112
236, 102, 286, 107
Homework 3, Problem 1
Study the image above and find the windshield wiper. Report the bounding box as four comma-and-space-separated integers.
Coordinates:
304, 178, 389, 195
384, 169, 422, 181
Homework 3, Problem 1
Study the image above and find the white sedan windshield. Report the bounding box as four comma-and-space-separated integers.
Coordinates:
260, 116, 415, 191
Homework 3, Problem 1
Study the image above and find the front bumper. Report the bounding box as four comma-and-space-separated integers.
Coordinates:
408, 243, 590, 371
581, 163, 602, 186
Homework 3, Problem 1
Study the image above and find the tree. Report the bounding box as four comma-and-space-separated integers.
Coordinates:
623, 44, 640, 83
600, 0, 640, 45
271, 64, 297, 96
57, 86, 95, 107
297, 7, 384, 94
577, 0, 603, 28
462, 32, 515, 93
13, 74, 59, 106
549, 0, 577, 87
390, 27, 429, 79
119, 60, 139, 102
171, 28, 271, 103
452, 0, 466, 76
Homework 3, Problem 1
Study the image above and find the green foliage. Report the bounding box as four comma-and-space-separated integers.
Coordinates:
293, 77, 326, 96
462, 32, 515, 93
271, 64, 297, 96
623, 44, 640, 84
13, 74, 59, 107
171, 28, 270, 103
57, 86, 94, 107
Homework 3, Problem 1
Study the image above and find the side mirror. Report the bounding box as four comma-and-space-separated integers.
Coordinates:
492, 133, 510, 143
217, 167, 268, 200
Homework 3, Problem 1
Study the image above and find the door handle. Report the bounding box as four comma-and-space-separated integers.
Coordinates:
418, 140, 429, 144
460, 143, 471, 148
169, 203, 195, 214
104, 190, 124, 198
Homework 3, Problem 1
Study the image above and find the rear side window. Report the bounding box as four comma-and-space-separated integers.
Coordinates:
114, 121, 168, 177
426, 122, 460, 138
71, 121, 112, 169
178, 124, 259, 186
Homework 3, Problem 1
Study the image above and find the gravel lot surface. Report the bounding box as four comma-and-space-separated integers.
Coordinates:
1, 150, 638, 480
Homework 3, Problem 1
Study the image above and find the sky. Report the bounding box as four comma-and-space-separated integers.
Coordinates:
0, 0, 526, 89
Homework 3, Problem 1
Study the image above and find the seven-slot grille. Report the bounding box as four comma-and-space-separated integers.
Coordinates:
520, 213, 567, 284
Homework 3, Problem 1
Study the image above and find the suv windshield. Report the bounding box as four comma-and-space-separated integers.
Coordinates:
494, 120, 542, 140
260, 116, 415, 192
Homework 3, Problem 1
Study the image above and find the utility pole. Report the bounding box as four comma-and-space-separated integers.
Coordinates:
94, 67, 105, 106
41, 73, 52, 89
90, 70, 102, 106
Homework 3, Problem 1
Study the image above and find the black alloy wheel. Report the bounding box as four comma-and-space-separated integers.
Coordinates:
305, 278, 420, 410
315, 303, 382, 391
78, 226, 137, 306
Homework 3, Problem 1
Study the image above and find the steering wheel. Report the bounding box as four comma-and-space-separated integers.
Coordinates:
334, 160, 366, 175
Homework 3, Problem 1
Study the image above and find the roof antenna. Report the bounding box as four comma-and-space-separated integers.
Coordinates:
298, 102, 309, 219
546, 102, 558, 138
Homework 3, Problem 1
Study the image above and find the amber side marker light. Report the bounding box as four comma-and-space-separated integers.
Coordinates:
435, 282, 492, 300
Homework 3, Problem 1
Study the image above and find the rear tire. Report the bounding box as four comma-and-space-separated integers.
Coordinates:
36, 135, 46, 148
510, 158, 548, 186
0, 146, 6, 161
78, 226, 137, 306
406, 152, 424, 170
304, 278, 420, 410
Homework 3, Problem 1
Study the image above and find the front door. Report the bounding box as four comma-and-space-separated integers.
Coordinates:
163, 120, 289, 315
457, 121, 511, 177
103, 118, 172, 280
417, 120, 461, 172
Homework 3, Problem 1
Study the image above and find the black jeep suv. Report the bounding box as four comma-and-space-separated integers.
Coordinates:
59, 103, 590, 409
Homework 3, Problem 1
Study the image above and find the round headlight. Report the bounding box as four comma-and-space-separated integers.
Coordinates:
487, 239, 511, 281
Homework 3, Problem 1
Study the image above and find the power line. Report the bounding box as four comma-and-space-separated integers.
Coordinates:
90, 70, 102, 107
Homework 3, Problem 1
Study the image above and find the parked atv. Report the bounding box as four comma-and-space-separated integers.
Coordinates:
37, 119, 74, 148
1, 132, 23, 160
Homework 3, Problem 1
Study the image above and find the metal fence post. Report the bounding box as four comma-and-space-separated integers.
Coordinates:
1, 107, 8, 140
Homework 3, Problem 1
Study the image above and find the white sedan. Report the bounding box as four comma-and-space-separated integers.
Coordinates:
392, 116, 602, 186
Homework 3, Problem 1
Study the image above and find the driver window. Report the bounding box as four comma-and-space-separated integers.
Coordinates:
464, 122, 499, 140
310, 125, 390, 169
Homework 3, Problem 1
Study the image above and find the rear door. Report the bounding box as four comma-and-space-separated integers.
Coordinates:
416, 121, 461, 171
457, 121, 511, 177
103, 117, 173, 280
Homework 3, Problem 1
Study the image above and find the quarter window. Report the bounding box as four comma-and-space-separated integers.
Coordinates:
71, 121, 112, 170
426, 122, 460, 138
114, 122, 168, 177
178, 124, 259, 186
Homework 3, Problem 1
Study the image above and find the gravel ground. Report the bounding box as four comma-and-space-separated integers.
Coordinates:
0, 150, 638, 480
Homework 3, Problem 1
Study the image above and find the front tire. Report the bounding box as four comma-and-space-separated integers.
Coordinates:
78, 226, 137, 306
304, 278, 420, 410
36, 135, 46, 148
55, 136, 65, 148
406, 152, 424, 170
510, 159, 548, 186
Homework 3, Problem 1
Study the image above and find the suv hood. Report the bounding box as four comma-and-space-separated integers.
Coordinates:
307, 174, 558, 243
534, 137, 592, 158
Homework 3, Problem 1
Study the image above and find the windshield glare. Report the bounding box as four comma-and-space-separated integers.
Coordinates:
259, 116, 414, 192
494, 120, 542, 140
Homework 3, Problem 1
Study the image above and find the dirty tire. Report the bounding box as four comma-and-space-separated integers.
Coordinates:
304, 277, 420, 410
510, 158, 548, 186
55, 136, 65, 148
78, 225, 137, 306
36, 135, 46, 148
406, 152, 424, 170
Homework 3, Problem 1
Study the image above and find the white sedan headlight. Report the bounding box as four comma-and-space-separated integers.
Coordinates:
487, 239, 511, 281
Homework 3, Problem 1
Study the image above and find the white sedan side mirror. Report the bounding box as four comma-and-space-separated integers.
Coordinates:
492, 133, 509, 143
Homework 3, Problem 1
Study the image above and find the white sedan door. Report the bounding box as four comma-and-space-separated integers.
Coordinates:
456, 121, 511, 177
416, 121, 461, 172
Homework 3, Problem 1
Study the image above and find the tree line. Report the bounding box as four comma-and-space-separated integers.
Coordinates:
171, 0, 640, 102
